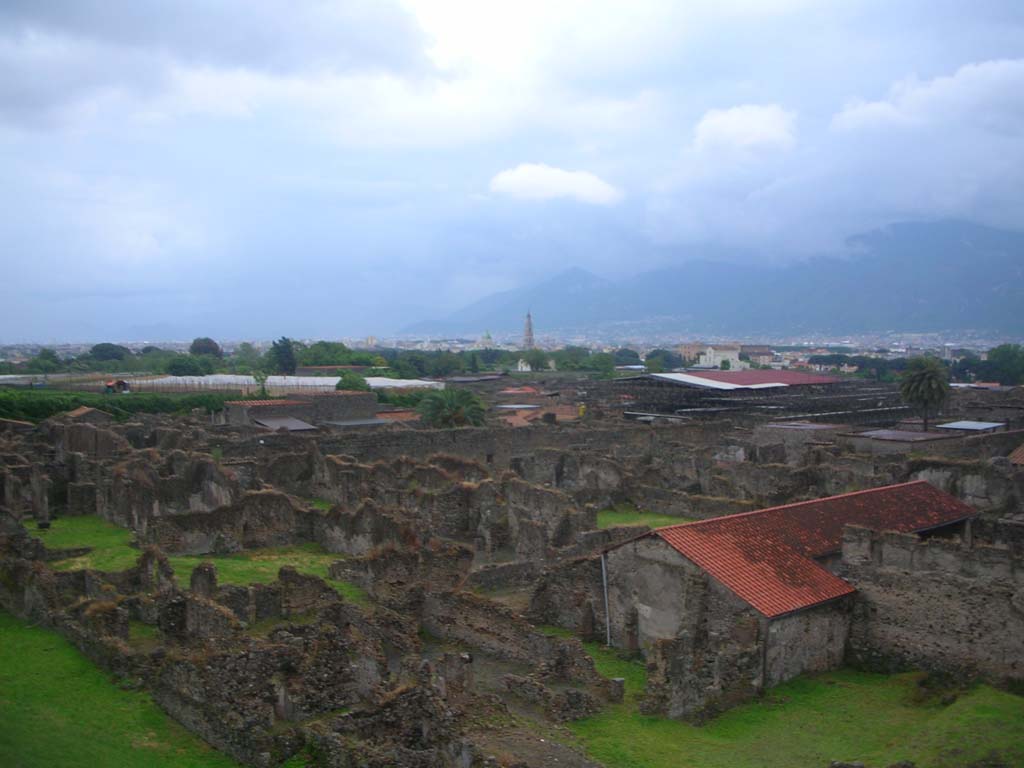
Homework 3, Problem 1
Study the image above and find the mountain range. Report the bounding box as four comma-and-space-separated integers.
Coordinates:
405, 220, 1024, 338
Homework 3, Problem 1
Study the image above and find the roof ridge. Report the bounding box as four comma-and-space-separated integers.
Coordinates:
653, 480, 931, 533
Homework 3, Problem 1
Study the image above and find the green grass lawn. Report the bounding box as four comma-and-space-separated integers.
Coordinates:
34, 515, 368, 605
564, 636, 1024, 768
0, 610, 240, 768
596, 504, 692, 530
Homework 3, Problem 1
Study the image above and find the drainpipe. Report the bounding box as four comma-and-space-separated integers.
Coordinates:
601, 552, 611, 647
760, 617, 770, 693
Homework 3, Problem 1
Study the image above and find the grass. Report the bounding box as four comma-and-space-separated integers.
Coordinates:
0, 610, 240, 768
306, 498, 333, 511
35, 515, 369, 606
563, 637, 1024, 768
596, 504, 692, 530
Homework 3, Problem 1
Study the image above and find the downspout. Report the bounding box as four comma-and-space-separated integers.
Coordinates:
601, 552, 611, 647
760, 616, 770, 694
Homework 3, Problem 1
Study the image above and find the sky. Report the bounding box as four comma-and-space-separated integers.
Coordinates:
2, 1, 1023, 342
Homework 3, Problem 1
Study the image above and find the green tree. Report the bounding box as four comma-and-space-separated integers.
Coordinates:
252, 370, 269, 398
985, 344, 1024, 385
268, 337, 297, 375
416, 388, 486, 428
230, 342, 262, 372
522, 349, 549, 371
590, 352, 615, 378
27, 348, 63, 374
166, 355, 210, 376
614, 348, 641, 366
645, 348, 683, 371
189, 337, 223, 358
551, 346, 591, 370
89, 343, 132, 361
336, 371, 370, 392
900, 357, 950, 431
720, 359, 731, 370
426, 351, 464, 377
298, 341, 351, 366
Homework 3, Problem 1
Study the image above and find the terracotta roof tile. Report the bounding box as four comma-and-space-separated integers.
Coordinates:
650, 481, 975, 618
1009, 442, 1024, 466
685, 370, 840, 386
223, 399, 304, 407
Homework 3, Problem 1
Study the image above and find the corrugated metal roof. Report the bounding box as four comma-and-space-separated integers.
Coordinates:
648, 481, 975, 618
645, 370, 840, 390
935, 420, 1006, 431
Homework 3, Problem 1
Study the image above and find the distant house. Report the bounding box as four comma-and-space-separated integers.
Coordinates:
696, 345, 745, 370
516, 359, 532, 372
220, 391, 383, 431
221, 400, 317, 431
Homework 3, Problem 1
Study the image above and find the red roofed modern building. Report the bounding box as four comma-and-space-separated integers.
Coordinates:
599, 481, 977, 719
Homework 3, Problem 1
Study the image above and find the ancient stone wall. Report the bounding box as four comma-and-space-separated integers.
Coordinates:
139, 490, 306, 554
640, 575, 764, 721
765, 598, 852, 686
841, 524, 1024, 681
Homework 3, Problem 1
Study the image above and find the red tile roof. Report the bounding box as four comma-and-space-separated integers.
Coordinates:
499, 386, 540, 395
685, 370, 840, 386
649, 481, 975, 618
223, 399, 304, 407
1009, 443, 1024, 466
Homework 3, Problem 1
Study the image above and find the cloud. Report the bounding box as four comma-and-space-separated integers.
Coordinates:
693, 104, 796, 153
832, 58, 1024, 134
0, 0, 428, 128
489, 164, 623, 205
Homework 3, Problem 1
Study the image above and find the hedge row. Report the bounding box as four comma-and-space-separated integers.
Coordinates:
0, 389, 236, 423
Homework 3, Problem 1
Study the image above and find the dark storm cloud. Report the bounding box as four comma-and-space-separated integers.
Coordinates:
0, 0, 428, 126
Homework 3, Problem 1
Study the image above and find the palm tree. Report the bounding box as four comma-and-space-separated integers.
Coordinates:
416, 388, 486, 428
900, 357, 950, 432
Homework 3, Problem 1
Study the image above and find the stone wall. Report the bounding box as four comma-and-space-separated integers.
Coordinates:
139, 490, 307, 554
765, 598, 852, 686
841, 524, 1024, 681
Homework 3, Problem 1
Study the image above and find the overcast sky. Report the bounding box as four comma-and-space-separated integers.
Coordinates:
2, 1, 1023, 342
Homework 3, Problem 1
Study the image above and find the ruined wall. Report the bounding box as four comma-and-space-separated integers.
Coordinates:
604, 536, 709, 649
420, 590, 605, 691
765, 598, 852, 686
139, 490, 307, 554
639, 572, 764, 721
841, 524, 1024, 681
909, 457, 1023, 513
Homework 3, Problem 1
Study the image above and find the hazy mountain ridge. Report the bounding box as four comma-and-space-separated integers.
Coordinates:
406, 221, 1024, 337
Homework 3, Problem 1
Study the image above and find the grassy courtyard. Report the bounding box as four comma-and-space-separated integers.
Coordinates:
34, 515, 367, 604
596, 503, 692, 530
567, 635, 1024, 768
0, 610, 239, 768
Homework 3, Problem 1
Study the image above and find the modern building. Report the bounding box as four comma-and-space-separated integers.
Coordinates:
696, 344, 745, 370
